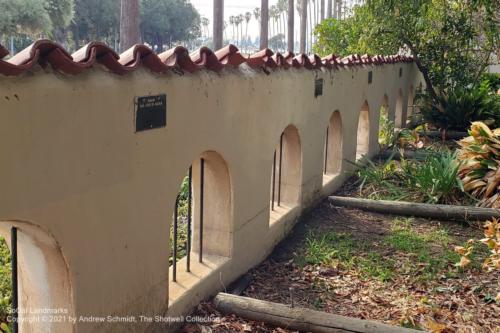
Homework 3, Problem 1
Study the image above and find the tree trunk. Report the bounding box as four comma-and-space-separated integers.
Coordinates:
213, 0, 224, 50
300, 0, 307, 53
320, 0, 325, 21
214, 293, 422, 333
402, 37, 440, 108
260, 0, 269, 49
120, 0, 140, 52
328, 197, 500, 222
308, 1, 313, 52
327, 0, 332, 18
288, 0, 295, 52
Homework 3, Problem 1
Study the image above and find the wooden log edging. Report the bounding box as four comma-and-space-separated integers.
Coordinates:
214, 293, 422, 333
417, 130, 468, 140
328, 196, 500, 222
377, 149, 430, 161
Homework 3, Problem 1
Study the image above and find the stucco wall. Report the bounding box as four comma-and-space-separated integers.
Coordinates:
0, 61, 423, 332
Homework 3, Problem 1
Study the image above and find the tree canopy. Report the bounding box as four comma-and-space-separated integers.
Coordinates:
0, 0, 54, 36
140, 0, 200, 50
313, 5, 398, 57
314, 0, 499, 106
2, 0, 201, 53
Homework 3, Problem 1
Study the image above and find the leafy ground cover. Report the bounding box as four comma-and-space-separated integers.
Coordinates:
242, 202, 498, 332
184, 200, 499, 333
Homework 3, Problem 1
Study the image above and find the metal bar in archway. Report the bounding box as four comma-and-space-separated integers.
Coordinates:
272, 151, 276, 211
199, 158, 205, 263
278, 133, 283, 206
324, 126, 329, 174
172, 195, 180, 282
186, 166, 192, 272
11, 227, 18, 333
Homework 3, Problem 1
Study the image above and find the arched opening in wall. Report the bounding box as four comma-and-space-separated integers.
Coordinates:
356, 101, 370, 160
395, 89, 404, 128
0, 222, 74, 332
407, 85, 422, 127
378, 95, 393, 149
169, 151, 231, 290
407, 85, 415, 120
270, 125, 302, 222
323, 111, 343, 184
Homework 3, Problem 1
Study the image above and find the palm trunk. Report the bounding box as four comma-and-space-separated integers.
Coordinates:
288, 0, 294, 52
300, 0, 307, 53
213, 0, 224, 50
119, 0, 140, 52
245, 23, 249, 50
260, 0, 269, 49
308, 1, 312, 52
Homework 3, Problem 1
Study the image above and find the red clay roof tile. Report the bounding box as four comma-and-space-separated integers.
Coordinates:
0, 40, 412, 77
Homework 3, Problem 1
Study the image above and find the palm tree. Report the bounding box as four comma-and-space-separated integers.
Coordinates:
254, 7, 261, 22
229, 16, 235, 43
245, 12, 252, 50
239, 14, 245, 48
277, 0, 287, 48
260, 0, 269, 49
269, 5, 276, 38
119, 0, 140, 52
234, 16, 240, 46
201, 17, 210, 39
223, 20, 228, 43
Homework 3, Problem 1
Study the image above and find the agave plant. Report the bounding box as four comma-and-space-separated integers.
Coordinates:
457, 122, 500, 208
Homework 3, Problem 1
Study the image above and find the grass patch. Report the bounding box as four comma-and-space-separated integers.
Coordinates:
300, 231, 394, 282
383, 218, 459, 281
298, 218, 463, 284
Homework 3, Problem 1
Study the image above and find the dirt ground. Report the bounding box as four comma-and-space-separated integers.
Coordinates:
183, 197, 499, 333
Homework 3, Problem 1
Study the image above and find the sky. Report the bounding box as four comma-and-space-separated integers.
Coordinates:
190, 0, 300, 40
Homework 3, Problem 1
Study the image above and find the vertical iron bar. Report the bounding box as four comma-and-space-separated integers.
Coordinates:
187, 166, 192, 272
271, 151, 276, 211
324, 126, 329, 175
278, 133, 283, 206
11, 227, 18, 333
199, 158, 205, 263
172, 196, 179, 282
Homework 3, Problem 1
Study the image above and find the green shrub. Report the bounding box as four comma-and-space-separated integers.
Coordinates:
356, 151, 465, 204
378, 107, 396, 149
0, 237, 11, 326
419, 81, 500, 131
401, 151, 464, 204
482, 73, 500, 92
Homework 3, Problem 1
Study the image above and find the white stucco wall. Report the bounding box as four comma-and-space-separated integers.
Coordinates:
0, 61, 423, 332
